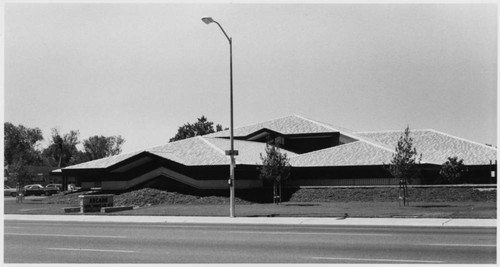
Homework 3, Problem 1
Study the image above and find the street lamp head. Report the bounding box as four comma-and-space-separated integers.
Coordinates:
201, 17, 215, 24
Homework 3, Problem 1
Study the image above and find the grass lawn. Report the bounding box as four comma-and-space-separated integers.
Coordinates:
4, 198, 496, 218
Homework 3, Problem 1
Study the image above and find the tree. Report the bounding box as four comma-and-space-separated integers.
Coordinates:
42, 128, 80, 168
170, 116, 224, 142
386, 125, 422, 206
4, 122, 44, 185
259, 140, 291, 204
216, 124, 223, 132
82, 135, 125, 161
439, 157, 467, 184
70, 150, 91, 165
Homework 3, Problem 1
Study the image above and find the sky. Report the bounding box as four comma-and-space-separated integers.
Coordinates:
4, 2, 498, 153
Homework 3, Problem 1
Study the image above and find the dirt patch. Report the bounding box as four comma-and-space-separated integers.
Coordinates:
288, 187, 496, 202
113, 188, 252, 207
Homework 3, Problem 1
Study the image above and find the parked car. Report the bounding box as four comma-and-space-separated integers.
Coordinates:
23, 184, 44, 196
23, 184, 59, 196
24, 184, 44, 189
4, 185, 17, 197
45, 184, 62, 191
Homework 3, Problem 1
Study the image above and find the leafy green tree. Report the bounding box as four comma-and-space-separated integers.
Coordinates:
259, 140, 291, 204
386, 126, 422, 206
439, 157, 467, 184
170, 116, 224, 142
4, 122, 44, 185
42, 128, 80, 168
82, 135, 125, 161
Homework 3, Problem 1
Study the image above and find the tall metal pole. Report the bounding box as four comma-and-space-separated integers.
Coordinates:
202, 17, 236, 217
229, 36, 235, 218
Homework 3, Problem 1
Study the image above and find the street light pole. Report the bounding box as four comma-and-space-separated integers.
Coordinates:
202, 17, 237, 218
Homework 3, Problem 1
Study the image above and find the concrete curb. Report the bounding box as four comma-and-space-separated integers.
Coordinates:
4, 214, 497, 228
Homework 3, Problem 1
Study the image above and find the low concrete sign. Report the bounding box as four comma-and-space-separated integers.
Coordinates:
79, 194, 114, 213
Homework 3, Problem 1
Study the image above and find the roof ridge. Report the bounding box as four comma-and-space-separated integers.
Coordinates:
355, 129, 430, 134
426, 129, 497, 151
203, 114, 298, 137
145, 136, 194, 152
348, 136, 395, 154
61, 150, 146, 170
199, 136, 241, 164
292, 114, 345, 132
293, 115, 370, 135
236, 114, 298, 130
147, 135, 214, 152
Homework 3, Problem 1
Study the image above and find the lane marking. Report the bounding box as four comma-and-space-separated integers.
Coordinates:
5, 233, 127, 239
5, 222, 91, 228
4, 221, 394, 232
19, 208, 48, 212
48, 248, 134, 253
311, 256, 444, 263
230, 231, 391, 236
427, 243, 496, 247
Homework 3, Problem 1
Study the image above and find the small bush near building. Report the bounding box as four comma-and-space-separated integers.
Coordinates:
438, 157, 468, 184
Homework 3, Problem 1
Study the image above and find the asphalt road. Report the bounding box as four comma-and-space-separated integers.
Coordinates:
4, 220, 496, 264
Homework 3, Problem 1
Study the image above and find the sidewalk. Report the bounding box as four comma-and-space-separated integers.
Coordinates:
4, 214, 497, 228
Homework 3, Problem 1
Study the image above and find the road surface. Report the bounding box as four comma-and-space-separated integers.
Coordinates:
4, 220, 496, 263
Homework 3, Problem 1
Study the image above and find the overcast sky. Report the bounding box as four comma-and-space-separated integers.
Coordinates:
4, 2, 498, 153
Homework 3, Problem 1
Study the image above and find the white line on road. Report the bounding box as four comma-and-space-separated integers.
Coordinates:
311, 256, 445, 263
427, 243, 496, 247
5, 233, 127, 239
18, 208, 48, 212
47, 248, 135, 253
231, 231, 391, 236
5, 222, 78, 227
